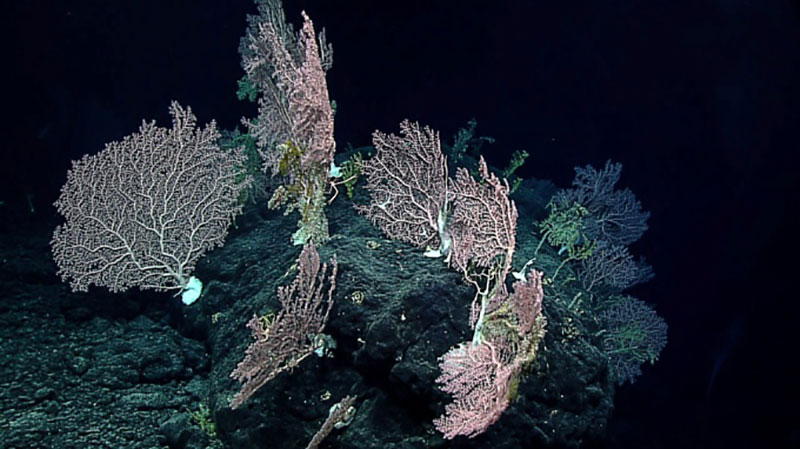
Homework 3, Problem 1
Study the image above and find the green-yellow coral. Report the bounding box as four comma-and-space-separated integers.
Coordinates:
218, 127, 261, 203
278, 140, 305, 177
503, 149, 529, 178
270, 140, 331, 245
190, 403, 217, 438
340, 152, 363, 199
502, 150, 528, 195
533, 199, 597, 281
236, 75, 258, 102
535, 200, 589, 255
552, 236, 596, 282
291, 179, 329, 245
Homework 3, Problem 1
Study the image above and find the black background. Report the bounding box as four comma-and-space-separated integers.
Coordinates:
5, 1, 800, 447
